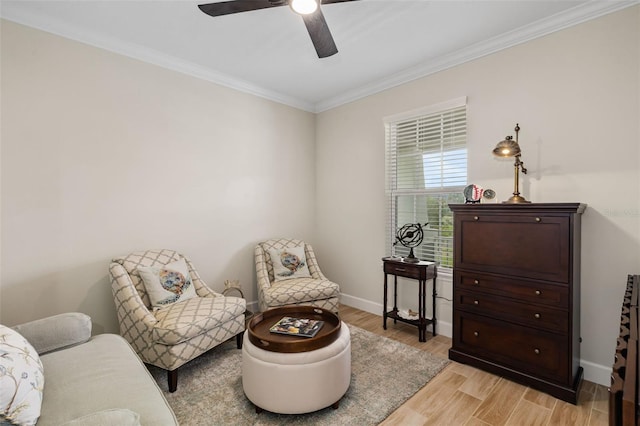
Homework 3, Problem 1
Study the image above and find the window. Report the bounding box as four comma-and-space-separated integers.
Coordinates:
384, 97, 467, 269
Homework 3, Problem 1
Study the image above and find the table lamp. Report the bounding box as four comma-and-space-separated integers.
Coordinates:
492, 123, 530, 203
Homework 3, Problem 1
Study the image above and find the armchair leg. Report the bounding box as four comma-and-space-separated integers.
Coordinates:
236, 332, 243, 349
168, 369, 178, 393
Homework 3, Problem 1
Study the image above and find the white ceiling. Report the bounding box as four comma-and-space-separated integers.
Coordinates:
1, 0, 637, 112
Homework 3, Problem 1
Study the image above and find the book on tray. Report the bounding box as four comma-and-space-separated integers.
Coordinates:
269, 316, 324, 338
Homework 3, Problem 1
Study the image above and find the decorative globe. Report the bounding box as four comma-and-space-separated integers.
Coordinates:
395, 223, 427, 263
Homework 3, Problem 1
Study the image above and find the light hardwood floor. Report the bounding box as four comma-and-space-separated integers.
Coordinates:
339, 304, 609, 426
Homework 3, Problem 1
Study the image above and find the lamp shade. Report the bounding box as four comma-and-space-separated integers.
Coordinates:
492, 136, 521, 158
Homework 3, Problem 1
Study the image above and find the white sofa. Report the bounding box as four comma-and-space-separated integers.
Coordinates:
5, 312, 177, 425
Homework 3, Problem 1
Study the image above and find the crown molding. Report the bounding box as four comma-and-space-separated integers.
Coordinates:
0, 7, 316, 112
2, 1, 638, 114
314, 0, 640, 112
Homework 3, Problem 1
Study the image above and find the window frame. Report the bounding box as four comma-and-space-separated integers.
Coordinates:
384, 97, 467, 270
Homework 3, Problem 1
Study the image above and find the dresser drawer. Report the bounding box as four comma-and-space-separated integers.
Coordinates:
453, 311, 569, 383
455, 271, 569, 307
456, 289, 568, 333
454, 214, 570, 282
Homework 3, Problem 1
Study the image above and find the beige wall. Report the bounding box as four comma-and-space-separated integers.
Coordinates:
0, 20, 316, 334
1, 6, 639, 386
315, 6, 640, 384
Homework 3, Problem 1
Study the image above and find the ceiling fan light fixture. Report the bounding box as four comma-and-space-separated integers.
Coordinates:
290, 0, 318, 15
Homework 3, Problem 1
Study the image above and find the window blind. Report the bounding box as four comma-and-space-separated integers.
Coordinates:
384, 99, 467, 268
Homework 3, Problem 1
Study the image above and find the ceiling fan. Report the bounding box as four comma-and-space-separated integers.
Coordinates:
198, 0, 358, 58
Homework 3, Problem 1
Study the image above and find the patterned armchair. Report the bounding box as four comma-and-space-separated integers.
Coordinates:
255, 238, 340, 314
109, 249, 245, 392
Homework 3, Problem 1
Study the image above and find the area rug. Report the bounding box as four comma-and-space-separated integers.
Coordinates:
148, 325, 449, 425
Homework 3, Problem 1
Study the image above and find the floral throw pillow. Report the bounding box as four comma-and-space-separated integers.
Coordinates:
269, 246, 312, 282
0, 325, 45, 426
138, 258, 198, 308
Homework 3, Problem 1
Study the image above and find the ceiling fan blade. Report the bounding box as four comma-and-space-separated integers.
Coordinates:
321, 0, 360, 4
198, 1, 284, 17
302, 8, 338, 58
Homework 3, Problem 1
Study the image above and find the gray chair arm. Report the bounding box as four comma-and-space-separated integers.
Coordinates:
12, 312, 92, 355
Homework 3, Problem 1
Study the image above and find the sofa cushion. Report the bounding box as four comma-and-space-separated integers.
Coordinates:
269, 246, 312, 282
263, 278, 340, 307
0, 325, 44, 426
138, 258, 197, 308
152, 296, 246, 345
37, 334, 177, 425
61, 408, 141, 426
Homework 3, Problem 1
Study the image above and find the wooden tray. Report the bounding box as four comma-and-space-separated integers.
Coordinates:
247, 306, 341, 353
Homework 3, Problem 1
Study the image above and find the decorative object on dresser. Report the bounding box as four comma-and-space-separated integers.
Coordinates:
492, 123, 530, 204
609, 274, 639, 426
382, 257, 437, 342
448, 203, 586, 404
463, 184, 497, 204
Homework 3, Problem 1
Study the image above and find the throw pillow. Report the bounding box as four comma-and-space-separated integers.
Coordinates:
138, 258, 197, 308
0, 325, 45, 426
269, 246, 312, 281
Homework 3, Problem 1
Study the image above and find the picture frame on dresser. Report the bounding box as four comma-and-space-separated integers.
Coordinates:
448, 202, 586, 404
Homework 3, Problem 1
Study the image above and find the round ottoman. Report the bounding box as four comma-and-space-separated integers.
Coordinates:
242, 321, 351, 414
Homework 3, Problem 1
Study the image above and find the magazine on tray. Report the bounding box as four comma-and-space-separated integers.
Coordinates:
269, 316, 324, 338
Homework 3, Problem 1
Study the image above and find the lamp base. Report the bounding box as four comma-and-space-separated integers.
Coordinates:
503, 194, 531, 204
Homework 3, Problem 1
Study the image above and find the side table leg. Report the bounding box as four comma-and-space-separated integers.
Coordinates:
393, 275, 398, 324
419, 279, 426, 342
383, 273, 388, 330
432, 275, 437, 337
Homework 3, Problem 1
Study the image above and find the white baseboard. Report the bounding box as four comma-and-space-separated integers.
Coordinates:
581, 359, 611, 387
246, 300, 259, 313
339, 293, 452, 338
339, 292, 610, 386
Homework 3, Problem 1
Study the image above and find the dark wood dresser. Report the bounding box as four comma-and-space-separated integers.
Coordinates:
448, 203, 586, 404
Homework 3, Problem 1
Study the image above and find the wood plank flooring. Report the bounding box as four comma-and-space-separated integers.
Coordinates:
339, 304, 608, 426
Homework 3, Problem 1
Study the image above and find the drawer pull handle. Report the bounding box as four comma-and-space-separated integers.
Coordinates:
473, 331, 479, 337
474, 216, 479, 221
474, 300, 479, 305
534, 348, 540, 355
473, 279, 479, 285
534, 313, 541, 319
535, 290, 541, 296
395, 268, 406, 272
535, 217, 541, 222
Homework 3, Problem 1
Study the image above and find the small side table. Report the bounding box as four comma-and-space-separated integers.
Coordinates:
382, 258, 437, 342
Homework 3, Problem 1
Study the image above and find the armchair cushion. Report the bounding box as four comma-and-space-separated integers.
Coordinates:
12, 312, 91, 355
0, 325, 44, 426
152, 296, 246, 345
138, 258, 197, 308
269, 246, 312, 282
263, 277, 340, 308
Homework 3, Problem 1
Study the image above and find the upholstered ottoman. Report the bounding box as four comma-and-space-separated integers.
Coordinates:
242, 322, 351, 414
